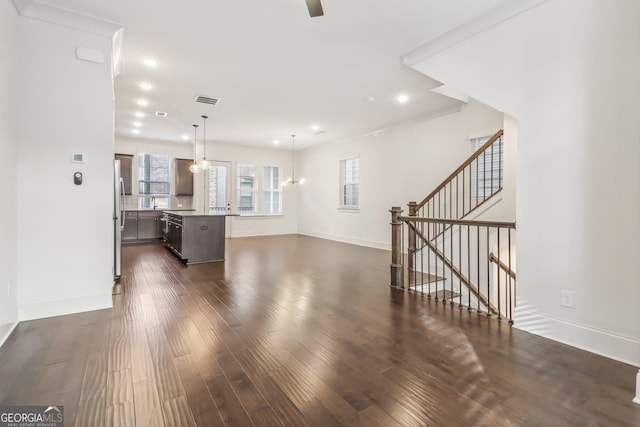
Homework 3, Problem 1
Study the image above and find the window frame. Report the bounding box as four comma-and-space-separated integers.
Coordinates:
236, 163, 258, 215
137, 153, 171, 209
263, 165, 282, 215
339, 156, 360, 210
470, 135, 504, 198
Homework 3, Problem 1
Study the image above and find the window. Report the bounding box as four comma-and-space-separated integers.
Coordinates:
470, 135, 503, 198
263, 166, 282, 214
236, 164, 257, 214
137, 153, 170, 208
340, 157, 359, 209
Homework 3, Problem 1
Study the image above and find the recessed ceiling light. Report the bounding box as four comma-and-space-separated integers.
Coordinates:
181, 135, 189, 141
397, 94, 410, 104
136, 99, 149, 107
132, 129, 141, 134
134, 112, 145, 118
133, 122, 142, 127
273, 140, 280, 145
143, 58, 157, 68
139, 82, 153, 91
311, 124, 320, 132
155, 111, 168, 117
367, 96, 376, 102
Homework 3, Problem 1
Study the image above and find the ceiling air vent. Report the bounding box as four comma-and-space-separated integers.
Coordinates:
155, 111, 168, 117
195, 95, 220, 106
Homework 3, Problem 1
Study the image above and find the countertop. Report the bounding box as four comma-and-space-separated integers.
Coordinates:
126, 208, 196, 212
163, 210, 238, 217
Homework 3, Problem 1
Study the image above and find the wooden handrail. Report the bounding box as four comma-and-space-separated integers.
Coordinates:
399, 216, 515, 229
489, 252, 516, 280
423, 188, 505, 243
405, 221, 498, 314
417, 129, 504, 209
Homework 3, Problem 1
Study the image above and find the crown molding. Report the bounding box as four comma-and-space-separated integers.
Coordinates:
12, 0, 123, 38
403, 0, 548, 66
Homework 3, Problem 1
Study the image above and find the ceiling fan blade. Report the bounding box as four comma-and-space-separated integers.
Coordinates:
305, 0, 324, 17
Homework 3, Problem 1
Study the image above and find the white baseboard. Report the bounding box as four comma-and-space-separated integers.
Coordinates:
230, 230, 295, 238
513, 306, 640, 368
0, 316, 18, 349
298, 230, 390, 251
19, 291, 113, 321
634, 370, 640, 405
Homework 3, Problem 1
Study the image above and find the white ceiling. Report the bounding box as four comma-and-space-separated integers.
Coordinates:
39, 0, 507, 149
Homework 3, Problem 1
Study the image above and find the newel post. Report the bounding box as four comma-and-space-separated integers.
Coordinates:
407, 201, 417, 273
390, 206, 404, 288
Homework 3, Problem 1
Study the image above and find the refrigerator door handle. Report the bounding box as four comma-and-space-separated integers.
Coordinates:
120, 178, 126, 229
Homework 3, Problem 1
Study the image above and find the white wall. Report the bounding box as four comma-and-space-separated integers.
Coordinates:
115, 137, 297, 237
0, 2, 20, 344
297, 99, 506, 249
409, 0, 640, 367
16, 17, 115, 320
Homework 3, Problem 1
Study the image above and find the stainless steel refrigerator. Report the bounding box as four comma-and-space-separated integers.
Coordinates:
114, 159, 125, 280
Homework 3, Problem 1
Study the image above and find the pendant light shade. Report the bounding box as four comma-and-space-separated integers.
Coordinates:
284, 134, 304, 185
199, 115, 211, 171
189, 124, 200, 173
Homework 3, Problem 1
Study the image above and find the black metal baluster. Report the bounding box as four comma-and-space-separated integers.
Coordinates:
459, 223, 462, 308
449, 222, 453, 305
467, 224, 471, 311
486, 226, 491, 316
477, 225, 481, 314
401, 221, 405, 287
456, 175, 459, 219
497, 227, 502, 320
427, 218, 431, 298
420, 207, 424, 295
421, 238, 424, 295
475, 157, 479, 209
462, 167, 466, 216
449, 181, 452, 220
484, 148, 488, 202
434, 220, 439, 302
499, 136, 503, 190
491, 142, 495, 196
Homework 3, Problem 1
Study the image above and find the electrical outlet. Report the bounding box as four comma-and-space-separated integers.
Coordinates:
561, 290, 574, 308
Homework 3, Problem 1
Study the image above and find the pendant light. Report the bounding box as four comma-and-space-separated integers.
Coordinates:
199, 115, 211, 171
189, 124, 200, 173
284, 134, 304, 185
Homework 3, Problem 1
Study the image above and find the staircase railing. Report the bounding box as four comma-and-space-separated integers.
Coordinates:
406, 129, 505, 272
490, 252, 516, 280
389, 129, 515, 322
417, 129, 504, 213
390, 210, 516, 324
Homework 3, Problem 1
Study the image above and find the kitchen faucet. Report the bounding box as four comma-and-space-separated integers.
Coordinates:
151, 196, 157, 210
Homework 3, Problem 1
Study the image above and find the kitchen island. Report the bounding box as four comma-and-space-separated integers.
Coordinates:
163, 211, 233, 264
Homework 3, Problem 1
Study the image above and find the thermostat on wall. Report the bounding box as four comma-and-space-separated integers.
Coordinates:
71, 153, 85, 163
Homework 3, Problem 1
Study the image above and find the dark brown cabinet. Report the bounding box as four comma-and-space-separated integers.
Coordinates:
115, 153, 133, 195
164, 212, 226, 263
122, 211, 163, 243
122, 211, 138, 241
175, 158, 194, 196
138, 211, 163, 240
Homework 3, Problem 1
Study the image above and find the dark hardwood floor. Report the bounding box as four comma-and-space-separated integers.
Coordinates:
0, 235, 638, 426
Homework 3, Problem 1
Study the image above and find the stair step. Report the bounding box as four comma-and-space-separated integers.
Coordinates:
430, 290, 460, 300
407, 269, 445, 286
